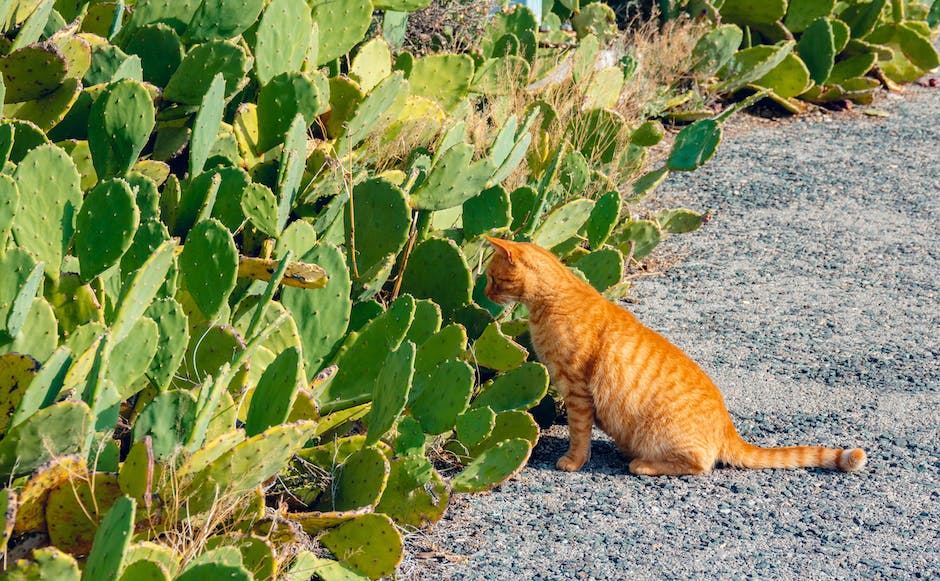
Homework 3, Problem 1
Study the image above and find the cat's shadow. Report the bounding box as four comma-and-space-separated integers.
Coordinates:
528, 431, 632, 476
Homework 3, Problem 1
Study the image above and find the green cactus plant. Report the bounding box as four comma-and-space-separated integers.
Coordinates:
281, 242, 351, 375
74, 178, 140, 283
317, 446, 390, 511
572, 247, 624, 292
365, 341, 416, 445
798, 18, 837, 84
9, 347, 71, 428
163, 40, 250, 105
334, 71, 407, 155
309, 0, 372, 66
472, 323, 528, 371
456, 406, 497, 449
144, 298, 189, 390
0, 487, 14, 553
410, 143, 492, 210
183, 0, 264, 43
375, 457, 449, 527
409, 357, 474, 434
0, 249, 41, 342
4, 547, 81, 579
0, 45, 68, 103
111, 239, 177, 343
319, 512, 403, 579
400, 238, 473, 317
11, 143, 82, 280
256, 72, 326, 153
407, 53, 474, 112
346, 178, 411, 287
0, 401, 91, 478
531, 198, 595, 249
179, 218, 238, 320
132, 390, 197, 461
692, 24, 743, 75
611, 219, 662, 260
88, 79, 155, 179
470, 362, 549, 414
189, 73, 225, 179
245, 346, 302, 437
0, 354, 37, 435
108, 317, 159, 398
463, 185, 511, 241
450, 438, 532, 493
46, 472, 121, 555
82, 496, 135, 581
667, 119, 722, 172
315, 295, 415, 413
253, 0, 312, 85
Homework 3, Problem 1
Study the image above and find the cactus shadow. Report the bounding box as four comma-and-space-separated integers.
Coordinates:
529, 429, 632, 476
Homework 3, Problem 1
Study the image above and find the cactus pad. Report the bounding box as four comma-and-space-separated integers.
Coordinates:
144, 298, 189, 390
334, 71, 407, 154
667, 119, 722, 172
245, 347, 302, 437
315, 295, 415, 413
132, 390, 197, 461
405, 299, 442, 345
163, 40, 250, 105
658, 208, 704, 234
797, 18, 836, 85
319, 513, 403, 579
88, 79, 155, 179
14, 455, 87, 534
717, 42, 795, 93
74, 178, 140, 282
257, 72, 325, 153
12, 143, 82, 280
111, 239, 176, 344
46, 472, 121, 555
0, 354, 38, 434
310, 0, 373, 65
756, 53, 812, 98
0, 45, 68, 103
456, 406, 496, 448
365, 341, 415, 445
318, 446, 390, 511
410, 143, 491, 211
184, 0, 264, 43
0, 401, 91, 479
179, 218, 238, 320
410, 358, 474, 434
254, 0, 312, 85
532, 198, 595, 249
346, 178, 410, 285
83, 496, 136, 581
692, 24, 743, 75
0, 488, 14, 552
281, 242, 352, 375
400, 238, 472, 316
350, 37, 392, 92
450, 438, 531, 493
463, 185, 511, 241
407, 53, 474, 112
4, 547, 81, 579
375, 457, 449, 527
572, 248, 624, 292
471, 362, 548, 413
611, 219, 662, 260
472, 323, 528, 371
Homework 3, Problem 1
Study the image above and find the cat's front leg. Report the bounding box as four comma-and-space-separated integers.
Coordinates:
557, 392, 594, 471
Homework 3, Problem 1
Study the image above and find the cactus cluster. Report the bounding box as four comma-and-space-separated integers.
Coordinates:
0, 0, 934, 577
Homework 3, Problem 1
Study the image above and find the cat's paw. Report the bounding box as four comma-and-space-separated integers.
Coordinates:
556, 454, 586, 472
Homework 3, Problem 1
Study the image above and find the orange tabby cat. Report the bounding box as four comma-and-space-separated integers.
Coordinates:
484, 237, 867, 476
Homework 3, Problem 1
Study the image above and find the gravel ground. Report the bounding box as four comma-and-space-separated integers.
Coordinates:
409, 84, 940, 579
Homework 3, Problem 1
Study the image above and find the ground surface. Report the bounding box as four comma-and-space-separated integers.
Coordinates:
407, 83, 940, 579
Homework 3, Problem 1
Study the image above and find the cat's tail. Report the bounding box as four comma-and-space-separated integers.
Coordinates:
721, 434, 867, 472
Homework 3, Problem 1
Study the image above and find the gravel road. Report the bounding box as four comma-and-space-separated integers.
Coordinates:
409, 83, 940, 579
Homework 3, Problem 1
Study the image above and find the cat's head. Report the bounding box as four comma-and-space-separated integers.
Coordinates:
484, 237, 567, 305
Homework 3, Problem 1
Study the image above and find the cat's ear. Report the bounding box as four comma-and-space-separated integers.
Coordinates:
485, 236, 515, 264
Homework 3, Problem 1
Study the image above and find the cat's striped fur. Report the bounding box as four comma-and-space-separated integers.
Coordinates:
484, 237, 866, 476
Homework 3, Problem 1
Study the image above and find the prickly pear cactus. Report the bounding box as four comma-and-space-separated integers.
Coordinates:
0, 402, 92, 479
319, 513, 403, 579
83, 496, 136, 581
87, 79, 155, 179
74, 179, 140, 283
450, 438, 532, 493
